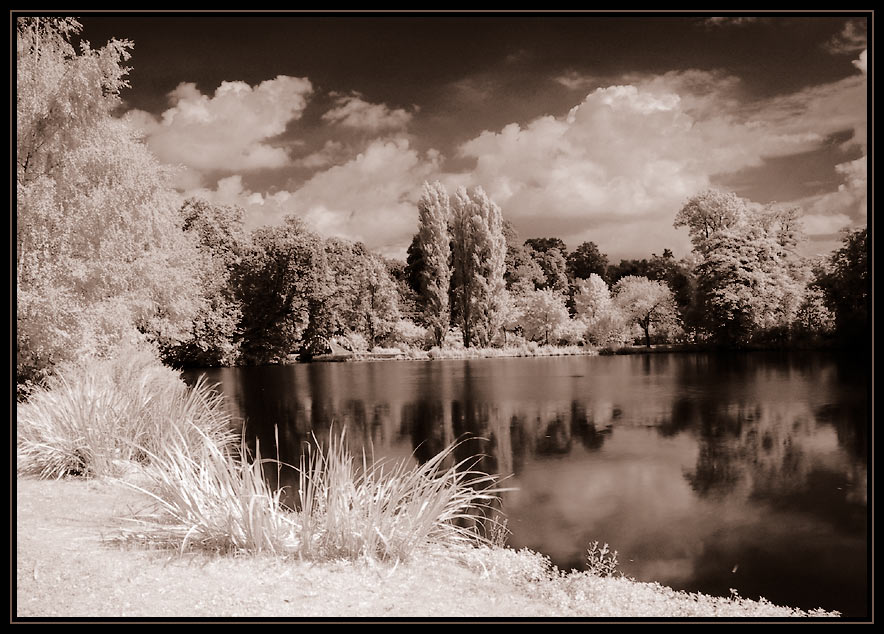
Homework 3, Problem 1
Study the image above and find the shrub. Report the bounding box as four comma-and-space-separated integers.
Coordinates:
585, 540, 620, 577
121, 428, 506, 562
17, 344, 234, 479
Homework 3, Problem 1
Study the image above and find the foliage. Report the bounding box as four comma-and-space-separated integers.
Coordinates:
574, 274, 631, 347
16, 18, 199, 385
122, 428, 504, 563
417, 181, 452, 347
673, 189, 746, 250
567, 241, 609, 281
17, 344, 234, 479
585, 541, 620, 578
675, 189, 811, 346
814, 227, 868, 343
233, 217, 325, 363
514, 287, 572, 345
531, 246, 569, 292
505, 242, 546, 290
451, 186, 508, 347
613, 276, 682, 347
162, 199, 248, 367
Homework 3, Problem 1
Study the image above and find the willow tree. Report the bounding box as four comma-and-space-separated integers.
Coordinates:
16, 18, 199, 386
450, 186, 507, 347
416, 181, 451, 347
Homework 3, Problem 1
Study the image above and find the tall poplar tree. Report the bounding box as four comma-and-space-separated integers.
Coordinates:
416, 181, 451, 347
451, 186, 507, 347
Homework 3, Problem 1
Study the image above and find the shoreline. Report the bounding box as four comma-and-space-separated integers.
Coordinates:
14, 476, 843, 619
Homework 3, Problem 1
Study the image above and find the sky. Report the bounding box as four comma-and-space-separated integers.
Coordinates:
72, 11, 869, 262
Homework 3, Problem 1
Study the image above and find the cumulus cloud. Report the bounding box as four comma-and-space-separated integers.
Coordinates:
126, 75, 313, 183
452, 70, 867, 258
321, 92, 413, 131
796, 155, 867, 231
853, 49, 867, 74
187, 138, 441, 258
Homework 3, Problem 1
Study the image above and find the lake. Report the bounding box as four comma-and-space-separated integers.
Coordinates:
183, 350, 868, 616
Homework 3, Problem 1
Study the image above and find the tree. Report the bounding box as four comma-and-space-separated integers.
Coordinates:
417, 181, 452, 347
814, 227, 868, 343
162, 199, 248, 367
450, 186, 508, 347
533, 246, 569, 292
674, 190, 811, 345
524, 237, 567, 255
17, 18, 199, 386
353, 254, 401, 348
233, 217, 326, 363
567, 241, 609, 281
573, 274, 630, 347
515, 287, 571, 346
505, 242, 546, 290
674, 189, 746, 250
613, 276, 681, 347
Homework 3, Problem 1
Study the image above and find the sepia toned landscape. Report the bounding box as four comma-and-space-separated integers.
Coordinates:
14, 12, 870, 621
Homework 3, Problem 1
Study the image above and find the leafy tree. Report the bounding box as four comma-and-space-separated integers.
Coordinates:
573, 274, 630, 347
162, 199, 249, 367
404, 233, 425, 298
613, 276, 681, 347
524, 237, 567, 255
353, 254, 401, 348
515, 287, 571, 345
567, 241, 609, 281
674, 190, 810, 345
505, 242, 546, 290
17, 18, 199, 385
674, 189, 746, 250
417, 181, 452, 347
451, 186, 508, 347
233, 217, 326, 363
814, 227, 868, 343
533, 246, 569, 292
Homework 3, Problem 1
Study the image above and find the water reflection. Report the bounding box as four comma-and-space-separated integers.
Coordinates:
184, 351, 868, 616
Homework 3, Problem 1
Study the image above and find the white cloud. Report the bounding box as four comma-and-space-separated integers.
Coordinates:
187, 138, 441, 258
126, 75, 313, 182
853, 49, 867, 74
795, 156, 867, 232
452, 70, 867, 258
703, 17, 760, 28
292, 140, 348, 169
321, 93, 413, 131
800, 213, 852, 236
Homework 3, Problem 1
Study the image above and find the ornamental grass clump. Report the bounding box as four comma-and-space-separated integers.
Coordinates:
120, 427, 297, 554
17, 346, 234, 479
120, 427, 506, 562
296, 429, 504, 561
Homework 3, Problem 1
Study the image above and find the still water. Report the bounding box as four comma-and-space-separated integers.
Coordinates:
183, 351, 868, 616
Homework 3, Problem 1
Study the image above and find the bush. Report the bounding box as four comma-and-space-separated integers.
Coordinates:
122, 428, 505, 562
17, 344, 234, 479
